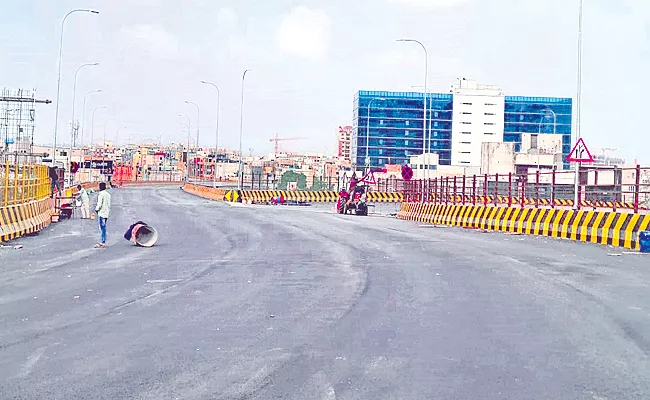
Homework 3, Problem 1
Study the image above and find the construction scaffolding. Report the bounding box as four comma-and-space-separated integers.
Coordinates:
0, 88, 52, 164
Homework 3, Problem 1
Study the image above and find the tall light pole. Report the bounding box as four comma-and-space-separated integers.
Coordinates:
116, 126, 128, 146
573, 0, 584, 208
179, 114, 191, 181
89, 106, 106, 182
52, 8, 99, 166
200, 80, 221, 188
365, 97, 386, 173
185, 100, 200, 150
69, 62, 98, 185
238, 69, 251, 191
397, 38, 428, 180
71, 63, 98, 147
81, 89, 102, 149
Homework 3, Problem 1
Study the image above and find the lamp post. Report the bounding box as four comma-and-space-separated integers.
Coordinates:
397, 38, 429, 181
573, 0, 584, 208
89, 106, 106, 182
200, 80, 221, 188
68, 62, 98, 185
238, 69, 251, 191
365, 97, 386, 173
185, 100, 200, 149
179, 114, 191, 181
81, 89, 102, 149
52, 8, 99, 166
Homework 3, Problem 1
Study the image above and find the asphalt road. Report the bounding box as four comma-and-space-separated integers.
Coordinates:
2, 187, 650, 399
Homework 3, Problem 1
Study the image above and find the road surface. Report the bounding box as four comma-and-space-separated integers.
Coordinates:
1, 187, 650, 399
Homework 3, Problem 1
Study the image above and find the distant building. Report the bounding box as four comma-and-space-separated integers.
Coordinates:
352, 79, 572, 169
337, 125, 352, 161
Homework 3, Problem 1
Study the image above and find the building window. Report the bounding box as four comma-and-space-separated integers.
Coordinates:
461, 141, 471, 144
461, 131, 471, 135
461, 112, 472, 115
531, 134, 538, 149
380, 120, 384, 125
484, 112, 496, 116
484, 132, 495, 135
433, 121, 438, 127
460, 161, 470, 164
462, 102, 473, 106
379, 149, 383, 155
405, 130, 409, 136
405, 140, 409, 146
461, 122, 471, 125
485, 103, 496, 106
379, 139, 384, 145
405, 121, 409, 126
519, 115, 524, 121
484, 122, 495, 125
378, 158, 384, 164
434, 111, 439, 118
461, 151, 471, 154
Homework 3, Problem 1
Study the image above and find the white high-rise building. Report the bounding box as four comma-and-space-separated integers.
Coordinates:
450, 78, 505, 167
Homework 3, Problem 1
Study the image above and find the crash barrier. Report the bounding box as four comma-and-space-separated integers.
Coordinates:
0, 197, 53, 242
118, 180, 185, 187
400, 165, 650, 213
398, 202, 650, 250
182, 183, 228, 201
182, 183, 403, 203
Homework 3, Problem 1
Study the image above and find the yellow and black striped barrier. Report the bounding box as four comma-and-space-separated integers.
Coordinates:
431, 195, 639, 210
398, 202, 650, 250
0, 197, 53, 242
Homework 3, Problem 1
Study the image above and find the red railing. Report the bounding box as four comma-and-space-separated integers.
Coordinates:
385, 165, 650, 213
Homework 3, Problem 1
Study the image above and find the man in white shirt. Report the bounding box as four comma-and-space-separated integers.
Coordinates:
76, 185, 90, 219
95, 182, 111, 248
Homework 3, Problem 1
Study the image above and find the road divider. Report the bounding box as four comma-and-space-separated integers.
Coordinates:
0, 197, 53, 242
398, 202, 650, 250
183, 183, 403, 203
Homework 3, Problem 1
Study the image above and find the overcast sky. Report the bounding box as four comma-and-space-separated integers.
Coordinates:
2, 0, 649, 161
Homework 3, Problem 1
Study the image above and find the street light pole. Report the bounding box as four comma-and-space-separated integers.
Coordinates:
52, 9, 99, 167
185, 100, 200, 150
365, 97, 386, 173
81, 89, 102, 150
398, 38, 428, 181
179, 114, 191, 182
69, 62, 98, 185
200, 80, 220, 188
238, 69, 251, 191
573, 0, 584, 208
89, 106, 106, 182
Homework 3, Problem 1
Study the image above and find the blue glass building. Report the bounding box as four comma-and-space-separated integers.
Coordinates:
504, 96, 573, 168
353, 89, 573, 169
353, 90, 453, 168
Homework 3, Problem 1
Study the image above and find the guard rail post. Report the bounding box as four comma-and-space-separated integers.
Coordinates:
472, 175, 477, 205
493, 173, 499, 206
453, 176, 457, 204
461, 175, 466, 205
483, 174, 488, 206
535, 169, 540, 208
520, 174, 525, 208
634, 164, 641, 214
507, 172, 512, 207
551, 170, 556, 209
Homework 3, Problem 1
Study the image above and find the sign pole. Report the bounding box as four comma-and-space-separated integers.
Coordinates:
573, 161, 580, 208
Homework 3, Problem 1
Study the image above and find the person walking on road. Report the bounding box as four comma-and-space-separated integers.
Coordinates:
94, 182, 111, 248
77, 185, 90, 219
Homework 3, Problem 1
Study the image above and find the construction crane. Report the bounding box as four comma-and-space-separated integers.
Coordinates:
269, 133, 307, 156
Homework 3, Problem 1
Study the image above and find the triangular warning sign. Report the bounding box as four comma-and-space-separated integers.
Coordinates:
567, 138, 594, 163
360, 170, 376, 185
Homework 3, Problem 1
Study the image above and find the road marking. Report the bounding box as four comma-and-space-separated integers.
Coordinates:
146, 279, 184, 284
19, 346, 46, 378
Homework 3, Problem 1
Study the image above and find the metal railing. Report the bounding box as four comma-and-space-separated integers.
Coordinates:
394, 165, 650, 213
1, 163, 50, 207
